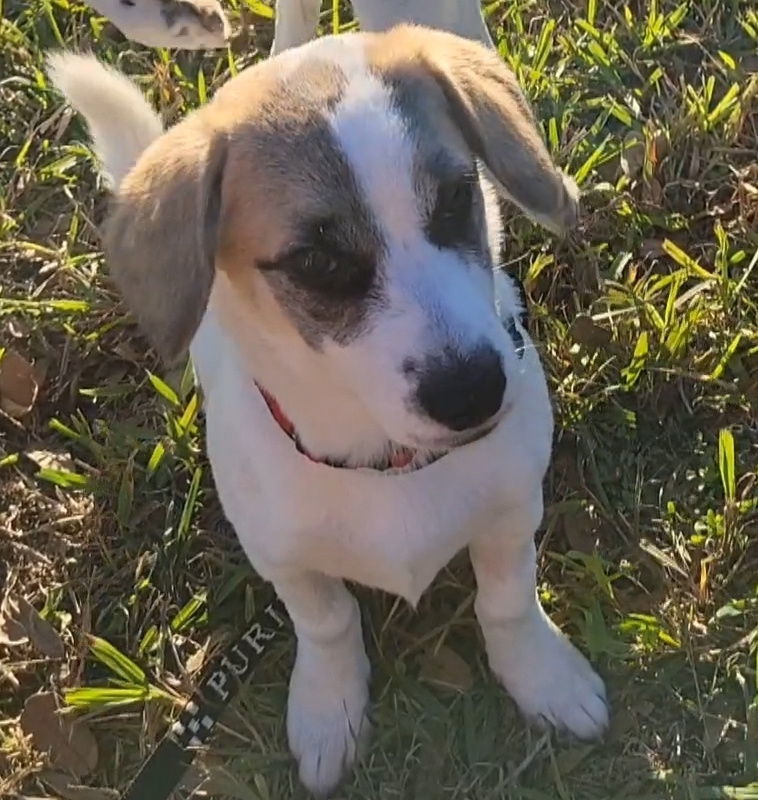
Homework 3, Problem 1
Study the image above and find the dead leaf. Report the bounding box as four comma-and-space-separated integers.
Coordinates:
185, 639, 209, 676
0, 348, 39, 417
563, 508, 599, 554
650, 129, 669, 163
53, 106, 74, 143
112, 341, 142, 363
0, 595, 30, 647
0, 595, 64, 658
41, 772, 117, 800
419, 645, 473, 693
642, 176, 663, 205
640, 238, 666, 260
620, 132, 645, 178
703, 713, 729, 754
33, 359, 50, 392
569, 316, 611, 350
26, 605, 65, 659
20, 693, 98, 777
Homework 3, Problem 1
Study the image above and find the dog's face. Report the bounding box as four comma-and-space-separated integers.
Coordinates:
106, 27, 577, 449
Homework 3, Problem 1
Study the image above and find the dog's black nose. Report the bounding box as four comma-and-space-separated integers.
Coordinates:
416, 344, 506, 432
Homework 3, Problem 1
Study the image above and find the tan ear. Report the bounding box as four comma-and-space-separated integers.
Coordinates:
104, 121, 227, 363
415, 29, 578, 234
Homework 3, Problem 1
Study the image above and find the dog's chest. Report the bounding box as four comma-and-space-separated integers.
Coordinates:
202, 354, 552, 603
276, 447, 533, 601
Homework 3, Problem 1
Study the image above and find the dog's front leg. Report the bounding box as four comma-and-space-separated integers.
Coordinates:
271, 0, 321, 54
267, 568, 371, 796
469, 495, 609, 739
350, 0, 494, 47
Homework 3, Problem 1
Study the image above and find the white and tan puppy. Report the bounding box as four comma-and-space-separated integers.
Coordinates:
48, 28, 606, 796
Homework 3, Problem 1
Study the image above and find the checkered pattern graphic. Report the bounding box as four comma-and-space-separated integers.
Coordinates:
171, 701, 217, 748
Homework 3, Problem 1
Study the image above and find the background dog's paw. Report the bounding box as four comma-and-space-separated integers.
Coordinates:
484, 606, 608, 740
287, 652, 371, 796
157, 0, 230, 48
87, 0, 230, 49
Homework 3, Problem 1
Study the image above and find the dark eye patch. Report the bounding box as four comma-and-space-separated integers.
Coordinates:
268, 246, 375, 300
426, 170, 480, 251
258, 216, 384, 348
261, 217, 376, 300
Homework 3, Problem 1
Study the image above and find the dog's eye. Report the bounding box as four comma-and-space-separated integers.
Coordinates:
427, 175, 476, 249
284, 248, 373, 298
435, 177, 474, 221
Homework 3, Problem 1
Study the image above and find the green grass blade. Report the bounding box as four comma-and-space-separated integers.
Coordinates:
147, 372, 180, 406
718, 428, 736, 502
170, 591, 207, 633
177, 466, 203, 538
87, 635, 146, 685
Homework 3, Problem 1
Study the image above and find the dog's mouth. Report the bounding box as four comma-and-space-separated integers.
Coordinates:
448, 421, 499, 446
384, 426, 493, 473
258, 381, 501, 474
410, 417, 500, 453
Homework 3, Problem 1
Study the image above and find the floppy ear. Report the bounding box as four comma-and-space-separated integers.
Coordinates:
417, 30, 578, 234
104, 122, 227, 363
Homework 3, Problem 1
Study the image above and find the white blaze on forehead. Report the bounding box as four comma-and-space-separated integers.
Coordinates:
327, 48, 419, 240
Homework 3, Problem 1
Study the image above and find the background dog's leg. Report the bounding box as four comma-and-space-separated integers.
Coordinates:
469, 496, 609, 739
84, 0, 229, 49
270, 569, 371, 796
350, 0, 493, 47
271, 0, 321, 54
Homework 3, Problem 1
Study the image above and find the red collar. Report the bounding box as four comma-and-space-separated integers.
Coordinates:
257, 384, 421, 471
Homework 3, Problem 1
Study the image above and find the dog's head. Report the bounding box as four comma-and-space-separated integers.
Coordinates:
106, 27, 576, 451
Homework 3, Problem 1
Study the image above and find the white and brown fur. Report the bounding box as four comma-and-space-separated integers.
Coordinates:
81, 0, 492, 52
48, 24, 607, 798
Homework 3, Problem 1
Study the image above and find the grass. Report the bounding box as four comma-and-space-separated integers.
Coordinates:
0, 0, 757, 797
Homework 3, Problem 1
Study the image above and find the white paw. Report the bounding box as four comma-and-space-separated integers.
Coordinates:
158, 0, 230, 49
287, 646, 371, 797
482, 605, 608, 739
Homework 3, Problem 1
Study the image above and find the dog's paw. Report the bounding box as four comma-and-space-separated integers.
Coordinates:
483, 606, 608, 740
88, 0, 230, 49
287, 648, 371, 797
156, 0, 230, 48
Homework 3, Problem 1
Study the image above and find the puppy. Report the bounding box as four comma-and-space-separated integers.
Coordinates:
80, 0, 491, 52
48, 27, 607, 796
